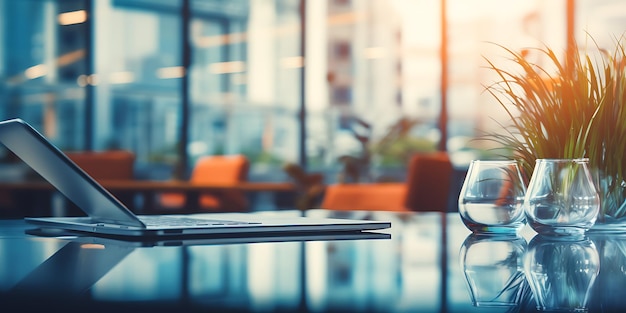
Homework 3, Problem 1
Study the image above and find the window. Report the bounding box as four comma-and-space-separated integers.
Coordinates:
1, 0, 625, 187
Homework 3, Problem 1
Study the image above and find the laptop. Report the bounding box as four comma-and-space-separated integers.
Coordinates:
0, 118, 391, 238
25, 226, 392, 247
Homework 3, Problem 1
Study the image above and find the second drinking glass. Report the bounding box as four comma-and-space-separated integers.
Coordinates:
524, 158, 600, 237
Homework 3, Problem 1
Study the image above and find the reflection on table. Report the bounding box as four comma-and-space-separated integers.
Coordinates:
458, 229, 626, 313
2, 209, 626, 312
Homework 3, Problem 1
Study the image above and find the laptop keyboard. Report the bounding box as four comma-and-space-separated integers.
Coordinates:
139, 216, 260, 227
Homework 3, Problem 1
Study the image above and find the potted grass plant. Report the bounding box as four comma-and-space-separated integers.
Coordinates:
484, 35, 626, 229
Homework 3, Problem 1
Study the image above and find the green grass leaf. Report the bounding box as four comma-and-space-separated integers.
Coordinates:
483, 34, 626, 218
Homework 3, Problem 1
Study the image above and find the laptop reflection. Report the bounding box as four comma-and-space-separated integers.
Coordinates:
7, 229, 390, 301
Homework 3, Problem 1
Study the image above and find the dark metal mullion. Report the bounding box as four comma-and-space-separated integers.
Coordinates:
84, 0, 94, 150
298, 0, 307, 169
438, 0, 448, 153
179, 0, 191, 179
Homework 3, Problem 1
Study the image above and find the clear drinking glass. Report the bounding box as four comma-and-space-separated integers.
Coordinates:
524, 159, 600, 237
459, 160, 527, 233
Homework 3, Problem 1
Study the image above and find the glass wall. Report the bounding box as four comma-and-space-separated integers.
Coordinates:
445, 0, 566, 164
1, 0, 625, 185
92, 0, 182, 179
0, 0, 88, 151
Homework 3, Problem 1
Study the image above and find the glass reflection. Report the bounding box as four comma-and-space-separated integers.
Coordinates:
459, 234, 527, 308
589, 234, 626, 312
524, 235, 600, 312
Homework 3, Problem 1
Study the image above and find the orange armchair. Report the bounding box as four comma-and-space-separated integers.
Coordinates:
63, 150, 136, 212
65, 150, 135, 181
160, 155, 250, 212
320, 183, 407, 211
320, 152, 453, 212
404, 152, 453, 212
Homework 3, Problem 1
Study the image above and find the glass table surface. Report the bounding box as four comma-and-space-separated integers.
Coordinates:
0, 209, 623, 313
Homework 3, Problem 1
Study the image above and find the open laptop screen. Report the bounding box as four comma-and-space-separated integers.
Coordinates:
0, 119, 143, 227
